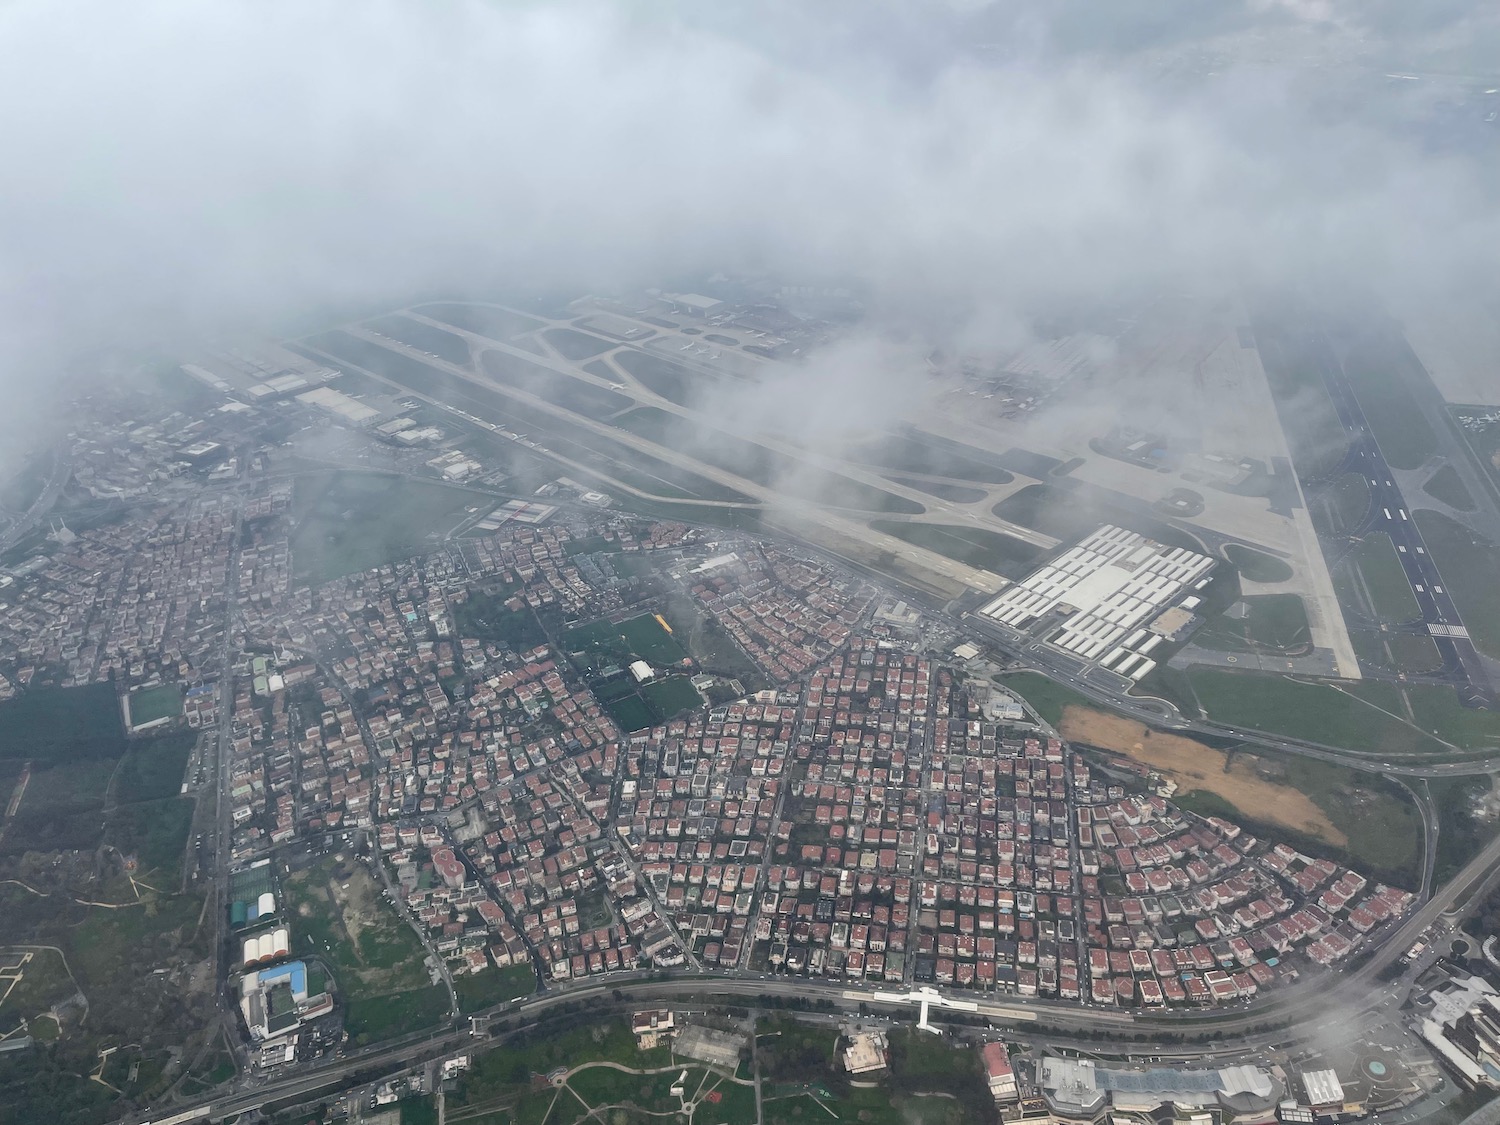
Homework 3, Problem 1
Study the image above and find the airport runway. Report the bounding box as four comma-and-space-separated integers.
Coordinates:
1304, 328, 1493, 705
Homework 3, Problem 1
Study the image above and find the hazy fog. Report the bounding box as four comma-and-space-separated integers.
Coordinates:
0, 0, 1497, 454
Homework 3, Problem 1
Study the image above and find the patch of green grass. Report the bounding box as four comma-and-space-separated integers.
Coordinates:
0, 683, 126, 764
345, 984, 450, 1042
416, 302, 547, 342
1345, 337, 1438, 471
612, 351, 715, 407
1251, 319, 1352, 480
282, 855, 445, 1043
641, 675, 703, 721
455, 590, 547, 651
1194, 595, 1310, 653
1415, 510, 1500, 660
565, 614, 688, 668
1183, 756, 1420, 886
1186, 669, 1448, 756
0, 1053, 118, 1125
1430, 776, 1500, 885
292, 469, 481, 584
568, 1064, 709, 1114
1335, 532, 1420, 621
867, 521, 1042, 580
605, 696, 656, 733
1284, 757, 1422, 882
126, 684, 182, 728
759, 1016, 837, 1083
0, 758, 118, 855
1312, 472, 1372, 536
659, 593, 765, 693
542, 328, 614, 361
106, 798, 194, 881
1223, 544, 1294, 584
1382, 632, 1445, 673
889, 1028, 976, 1084
1173, 789, 1243, 820
0, 947, 77, 1036
884, 477, 988, 503
455, 1019, 670, 1110
563, 535, 619, 557
113, 732, 194, 803
703, 1078, 760, 1125
1406, 685, 1500, 751
612, 405, 926, 515
1423, 465, 1476, 511
992, 482, 1200, 551
455, 963, 537, 1013
845, 429, 1014, 484
480, 350, 634, 420
368, 314, 475, 366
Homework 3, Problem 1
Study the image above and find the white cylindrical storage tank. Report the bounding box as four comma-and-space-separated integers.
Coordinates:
273, 927, 289, 956
258, 891, 276, 917
259, 933, 275, 962
242, 938, 259, 967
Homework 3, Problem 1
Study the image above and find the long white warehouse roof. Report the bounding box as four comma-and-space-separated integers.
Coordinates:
979, 525, 1213, 664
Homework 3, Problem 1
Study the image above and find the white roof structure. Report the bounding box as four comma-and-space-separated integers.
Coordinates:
1040, 1058, 1276, 1115
979, 525, 1213, 664
1300, 1069, 1344, 1107
296, 386, 380, 423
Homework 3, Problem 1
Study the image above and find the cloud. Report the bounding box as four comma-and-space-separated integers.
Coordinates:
0, 0, 1495, 448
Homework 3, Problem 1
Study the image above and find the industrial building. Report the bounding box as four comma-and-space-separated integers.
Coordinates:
241, 927, 290, 967
228, 862, 281, 930
239, 959, 333, 1043
295, 386, 381, 424
1417, 971, 1500, 1089
1299, 1069, 1346, 1113
842, 1030, 889, 1076
673, 1024, 747, 1070
1038, 1057, 1280, 1123
979, 525, 1213, 673
982, 1042, 1018, 1103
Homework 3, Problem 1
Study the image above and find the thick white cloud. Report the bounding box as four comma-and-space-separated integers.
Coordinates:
0, 0, 1494, 438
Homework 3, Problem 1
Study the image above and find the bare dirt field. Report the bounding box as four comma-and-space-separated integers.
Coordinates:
1058, 706, 1346, 846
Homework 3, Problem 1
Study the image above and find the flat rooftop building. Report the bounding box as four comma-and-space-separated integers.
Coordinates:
1039, 1057, 1279, 1121
674, 1024, 746, 1070
979, 525, 1213, 666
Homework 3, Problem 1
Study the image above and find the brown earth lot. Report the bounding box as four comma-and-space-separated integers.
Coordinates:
1058, 706, 1346, 846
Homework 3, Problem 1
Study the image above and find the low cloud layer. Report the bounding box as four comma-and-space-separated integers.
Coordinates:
0, 0, 1496, 448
